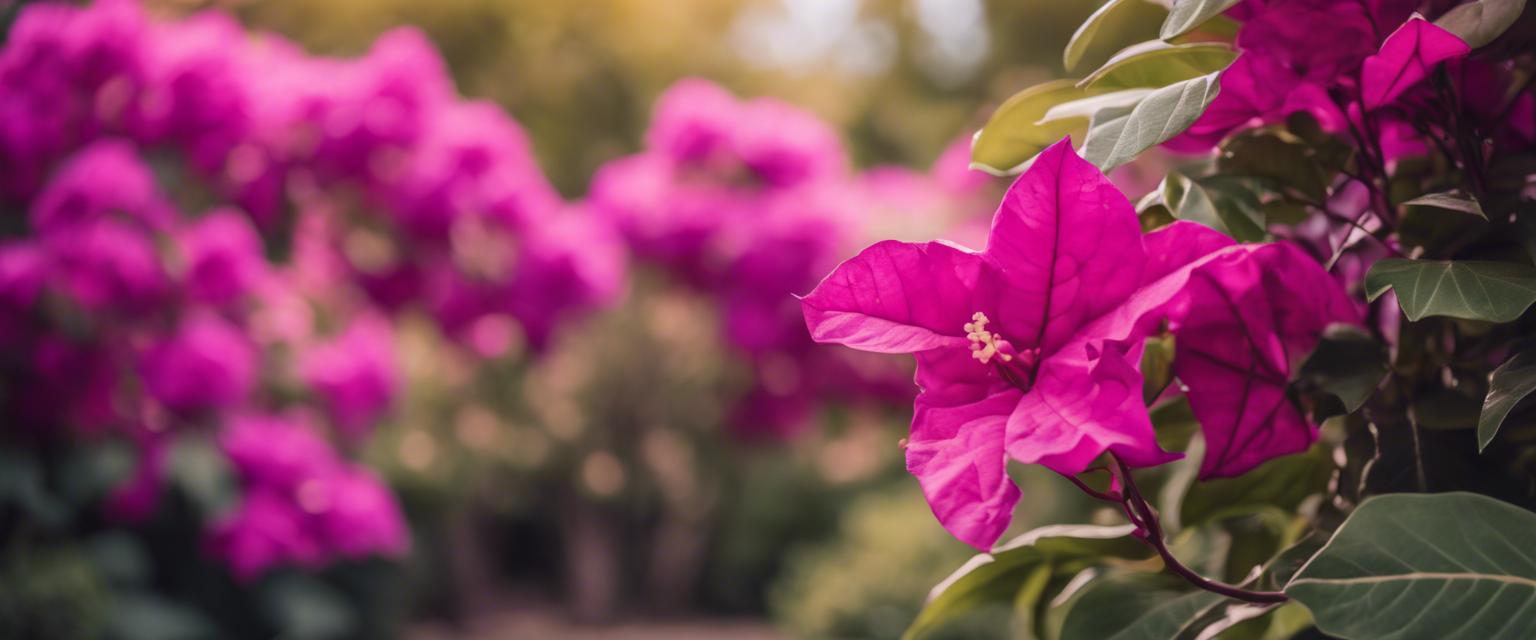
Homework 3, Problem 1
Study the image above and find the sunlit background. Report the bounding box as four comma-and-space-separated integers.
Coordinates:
0, 0, 1153, 637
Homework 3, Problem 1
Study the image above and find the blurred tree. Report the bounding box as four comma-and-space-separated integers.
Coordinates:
158, 0, 1100, 194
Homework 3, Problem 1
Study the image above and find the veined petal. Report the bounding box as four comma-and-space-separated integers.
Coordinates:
909, 349, 1024, 550
1362, 17, 1471, 110
1141, 220, 1236, 286
800, 239, 984, 353
984, 139, 1147, 357
1172, 244, 1359, 478
1006, 341, 1178, 476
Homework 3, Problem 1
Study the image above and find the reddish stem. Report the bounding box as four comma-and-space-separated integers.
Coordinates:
1068, 457, 1292, 605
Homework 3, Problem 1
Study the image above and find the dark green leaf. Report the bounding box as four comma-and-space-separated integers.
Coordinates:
107, 593, 219, 640
1286, 492, 1536, 640
1162, 172, 1266, 242
167, 436, 238, 517
1218, 130, 1340, 202
973, 80, 1107, 175
1403, 191, 1487, 219
1435, 0, 1528, 48
1296, 324, 1388, 413
1151, 397, 1201, 454
1480, 350, 1536, 451
1364, 259, 1536, 323
1079, 42, 1237, 91
1059, 573, 1222, 640
262, 575, 358, 640
1064, 0, 1169, 72
1081, 72, 1221, 170
905, 525, 1149, 640
1180, 446, 1332, 530
1160, 0, 1246, 40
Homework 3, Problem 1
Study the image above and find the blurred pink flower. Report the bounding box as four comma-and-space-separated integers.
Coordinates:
207, 487, 327, 582
220, 414, 337, 491
139, 313, 257, 415
180, 208, 268, 307
300, 316, 398, 439
29, 139, 175, 233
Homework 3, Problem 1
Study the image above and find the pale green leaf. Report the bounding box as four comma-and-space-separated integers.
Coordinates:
1081, 71, 1221, 170
1064, 0, 1169, 72
1080, 42, 1237, 91
1364, 259, 1536, 323
972, 80, 1108, 175
1160, 0, 1245, 40
1286, 492, 1536, 640
1480, 350, 1536, 451
1435, 0, 1527, 49
1039, 89, 1154, 125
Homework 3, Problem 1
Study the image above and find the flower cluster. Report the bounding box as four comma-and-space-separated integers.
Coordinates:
0, 0, 621, 579
591, 79, 995, 437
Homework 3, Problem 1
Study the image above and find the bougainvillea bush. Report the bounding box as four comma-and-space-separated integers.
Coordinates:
803, 0, 1536, 638
0, 0, 621, 636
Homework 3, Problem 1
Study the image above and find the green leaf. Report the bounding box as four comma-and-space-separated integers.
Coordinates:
973, 80, 1108, 175
1217, 130, 1341, 202
107, 593, 220, 640
1403, 191, 1487, 219
1038, 89, 1155, 125
1296, 324, 1389, 413
1480, 350, 1536, 451
1162, 172, 1266, 242
1151, 397, 1201, 454
1364, 258, 1536, 322
1286, 492, 1536, 640
1435, 0, 1527, 49
1160, 0, 1246, 40
167, 435, 238, 518
262, 575, 358, 640
1080, 42, 1237, 91
1059, 573, 1223, 640
1180, 446, 1333, 530
1064, 0, 1169, 72
905, 525, 1149, 640
1081, 72, 1221, 171
1141, 333, 1177, 404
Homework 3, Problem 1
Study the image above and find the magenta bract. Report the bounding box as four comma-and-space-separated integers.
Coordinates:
801, 139, 1356, 548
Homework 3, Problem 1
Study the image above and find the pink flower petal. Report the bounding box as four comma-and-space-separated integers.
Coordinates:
800, 239, 985, 353
1172, 244, 1359, 478
908, 349, 1024, 550
984, 139, 1148, 357
1361, 17, 1471, 110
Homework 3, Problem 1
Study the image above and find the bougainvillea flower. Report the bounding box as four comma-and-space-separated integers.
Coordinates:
1170, 244, 1358, 478
29, 140, 176, 233
206, 487, 326, 582
180, 208, 267, 307
802, 139, 1354, 548
220, 413, 338, 491
306, 466, 411, 559
1165, 54, 1344, 153
1361, 16, 1471, 110
139, 312, 257, 415
300, 316, 398, 440
1235, 0, 1408, 82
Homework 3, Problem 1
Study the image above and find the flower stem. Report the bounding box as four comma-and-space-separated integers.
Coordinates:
1102, 457, 1290, 605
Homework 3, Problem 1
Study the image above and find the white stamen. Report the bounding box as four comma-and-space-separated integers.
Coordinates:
965, 312, 1013, 365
